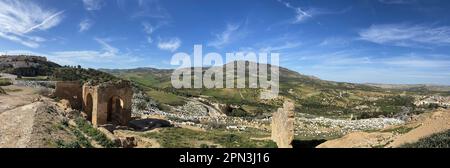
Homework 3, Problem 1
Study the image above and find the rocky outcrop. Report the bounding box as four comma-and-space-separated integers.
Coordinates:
271, 100, 295, 148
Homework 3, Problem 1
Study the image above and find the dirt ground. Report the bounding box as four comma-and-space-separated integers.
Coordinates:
0, 85, 75, 148
317, 109, 450, 148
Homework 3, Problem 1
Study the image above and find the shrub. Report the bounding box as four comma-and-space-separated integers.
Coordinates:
402, 130, 450, 148
74, 118, 118, 148
0, 78, 12, 86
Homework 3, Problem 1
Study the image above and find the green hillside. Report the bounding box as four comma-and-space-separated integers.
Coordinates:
102, 61, 443, 119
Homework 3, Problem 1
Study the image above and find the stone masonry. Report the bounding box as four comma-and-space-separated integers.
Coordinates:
271, 100, 295, 148
82, 81, 133, 126
54, 80, 133, 127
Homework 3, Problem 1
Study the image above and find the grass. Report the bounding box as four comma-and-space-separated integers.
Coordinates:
401, 130, 450, 148
0, 78, 12, 86
146, 90, 186, 106
55, 120, 92, 148
74, 118, 118, 148
16, 76, 49, 81
143, 127, 277, 148
56, 127, 93, 148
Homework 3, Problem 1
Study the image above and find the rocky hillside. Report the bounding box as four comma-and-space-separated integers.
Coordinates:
0, 55, 60, 77
0, 55, 120, 84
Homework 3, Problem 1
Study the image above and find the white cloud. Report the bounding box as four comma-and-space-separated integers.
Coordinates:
0, 0, 64, 48
82, 0, 104, 11
157, 37, 181, 52
359, 24, 450, 47
208, 23, 243, 49
79, 19, 93, 32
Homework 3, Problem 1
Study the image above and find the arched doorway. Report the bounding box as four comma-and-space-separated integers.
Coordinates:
107, 96, 124, 124
85, 93, 93, 122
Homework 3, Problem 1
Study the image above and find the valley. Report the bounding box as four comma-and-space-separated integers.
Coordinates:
1, 55, 449, 148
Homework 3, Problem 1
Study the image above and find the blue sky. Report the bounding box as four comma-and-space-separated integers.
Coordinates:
1, 0, 450, 85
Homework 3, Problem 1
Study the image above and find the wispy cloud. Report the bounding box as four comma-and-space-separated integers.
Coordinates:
142, 22, 166, 44
82, 0, 104, 11
277, 0, 350, 24
94, 38, 119, 57
359, 24, 450, 48
133, 0, 170, 19
79, 19, 93, 32
208, 23, 246, 49
52, 38, 118, 60
157, 37, 181, 52
277, 0, 312, 23
260, 42, 302, 52
381, 56, 450, 68
48, 37, 141, 68
0, 0, 64, 48
319, 37, 351, 47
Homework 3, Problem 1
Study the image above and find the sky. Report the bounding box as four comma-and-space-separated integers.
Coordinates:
1, 0, 450, 85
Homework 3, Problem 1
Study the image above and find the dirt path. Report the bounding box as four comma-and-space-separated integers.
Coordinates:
0, 85, 40, 147
0, 102, 40, 148
0, 85, 39, 113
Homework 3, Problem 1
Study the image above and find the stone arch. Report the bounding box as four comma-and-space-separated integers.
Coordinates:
85, 93, 93, 122
82, 82, 132, 126
107, 95, 124, 124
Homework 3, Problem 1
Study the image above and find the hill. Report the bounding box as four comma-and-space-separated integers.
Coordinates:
0, 55, 60, 77
366, 83, 450, 93
0, 55, 119, 83
101, 61, 446, 119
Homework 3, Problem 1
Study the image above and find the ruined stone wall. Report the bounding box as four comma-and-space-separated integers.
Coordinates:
82, 82, 132, 127
98, 85, 133, 126
54, 81, 82, 110
271, 100, 295, 148
82, 85, 99, 125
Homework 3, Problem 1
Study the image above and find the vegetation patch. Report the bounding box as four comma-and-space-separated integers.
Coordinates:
381, 126, 416, 134
147, 90, 186, 106
401, 130, 450, 148
0, 78, 12, 86
74, 117, 118, 148
144, 127, 277, 148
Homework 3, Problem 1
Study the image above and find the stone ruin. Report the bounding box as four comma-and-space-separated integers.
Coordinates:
271, 100, 295, 148
53, 81, 133, 127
